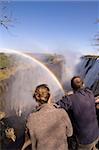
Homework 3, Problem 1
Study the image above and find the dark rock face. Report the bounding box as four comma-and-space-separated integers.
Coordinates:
0, 115, 25, 150
77, 55, 99, 96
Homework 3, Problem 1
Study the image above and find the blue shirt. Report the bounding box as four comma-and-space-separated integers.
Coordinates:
57, 88, 99, 144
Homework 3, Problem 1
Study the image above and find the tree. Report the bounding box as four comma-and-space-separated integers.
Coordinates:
0, 1, 14, 30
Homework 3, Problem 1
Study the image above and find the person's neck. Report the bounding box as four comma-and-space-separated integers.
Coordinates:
38, 102, 48, 107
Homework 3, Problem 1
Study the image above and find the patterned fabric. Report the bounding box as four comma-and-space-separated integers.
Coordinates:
27, 103, 73, 150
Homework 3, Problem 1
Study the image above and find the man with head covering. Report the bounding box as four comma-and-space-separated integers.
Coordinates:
57, 76, 99, 150
22, 84, 73, 150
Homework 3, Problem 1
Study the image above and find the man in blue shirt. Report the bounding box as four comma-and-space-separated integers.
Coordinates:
57, 76, 99, 150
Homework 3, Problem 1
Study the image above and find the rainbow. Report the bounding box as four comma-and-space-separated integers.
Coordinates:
0, 49, 65, 95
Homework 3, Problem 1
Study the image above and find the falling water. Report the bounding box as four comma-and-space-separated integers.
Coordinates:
0, 49, 64, 117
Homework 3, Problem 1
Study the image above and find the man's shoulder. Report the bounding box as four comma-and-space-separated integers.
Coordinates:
55, 106, 68, 116
52, 103, 60, 109
84, 87, 92, 93
82, 88, 94, 97
52, 103, 66, 111
48, 103, 65, 113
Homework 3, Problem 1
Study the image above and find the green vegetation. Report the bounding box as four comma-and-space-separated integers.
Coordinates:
0, 53, 31, 80
0, 53, 11, 69
0, 70, 10, 80
0, 53, 16, 80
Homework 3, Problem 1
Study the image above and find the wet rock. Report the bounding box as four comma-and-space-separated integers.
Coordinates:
77, 55, 99, 96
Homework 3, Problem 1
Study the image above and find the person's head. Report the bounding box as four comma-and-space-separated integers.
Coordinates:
71, 76, 84, 91
33, 84, 50, 105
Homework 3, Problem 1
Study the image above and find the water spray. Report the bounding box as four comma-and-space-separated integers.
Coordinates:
0, 49, 64, 94
0, 49, 65, 116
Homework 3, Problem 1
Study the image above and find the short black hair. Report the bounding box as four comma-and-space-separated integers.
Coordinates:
71, 76, 83, 91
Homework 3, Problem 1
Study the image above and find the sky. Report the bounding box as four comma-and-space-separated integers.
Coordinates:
0, 1, 99, 55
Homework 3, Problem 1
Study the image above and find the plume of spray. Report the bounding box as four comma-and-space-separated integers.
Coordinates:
0, 49, 64, 118
60, 50, 82, 90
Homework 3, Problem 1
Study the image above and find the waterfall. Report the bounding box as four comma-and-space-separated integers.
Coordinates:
77, 55, 99, 96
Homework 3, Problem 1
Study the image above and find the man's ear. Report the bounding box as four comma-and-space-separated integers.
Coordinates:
83, 83, 85, 87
